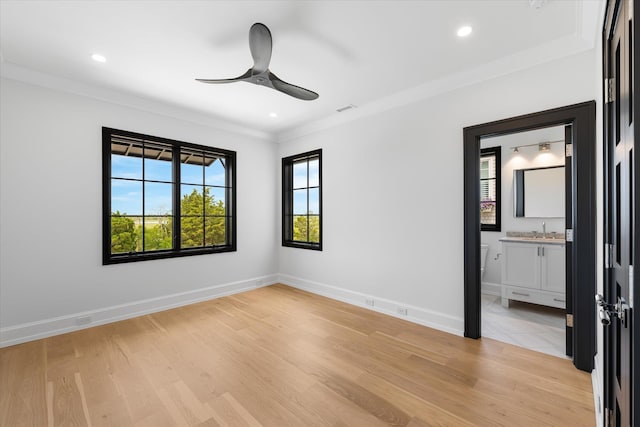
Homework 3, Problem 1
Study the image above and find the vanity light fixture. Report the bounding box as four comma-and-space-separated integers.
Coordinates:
91, 53, 106, 63
511, 139, 562, 153
269, 112, 278, 118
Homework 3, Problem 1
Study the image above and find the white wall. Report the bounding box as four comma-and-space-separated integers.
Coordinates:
480, 126, 566, 289
277, 49, 597, 334
0, 78, 278, 345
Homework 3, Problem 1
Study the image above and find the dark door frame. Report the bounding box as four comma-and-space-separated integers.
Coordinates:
463, 101, 596, 372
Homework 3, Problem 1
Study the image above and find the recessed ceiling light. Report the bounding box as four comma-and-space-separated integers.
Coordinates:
91, 54, 106, 63
269, 112, 277, 118
457, 26, 472, 37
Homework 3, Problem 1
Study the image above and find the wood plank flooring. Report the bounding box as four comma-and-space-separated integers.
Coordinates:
0, 284, 595, 426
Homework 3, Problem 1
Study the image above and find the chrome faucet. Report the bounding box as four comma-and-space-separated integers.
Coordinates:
542, 221, 546, 239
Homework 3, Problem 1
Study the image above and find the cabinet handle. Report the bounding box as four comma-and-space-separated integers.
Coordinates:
553, 298, 565, 302
541, 247, 545, 256
537, 247, 541, 256
512, 291, 530, 297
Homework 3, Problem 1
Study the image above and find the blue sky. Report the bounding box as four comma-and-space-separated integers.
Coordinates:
110, 154, 320, 216
293, 159, 320, 214
111, 155, 226, 215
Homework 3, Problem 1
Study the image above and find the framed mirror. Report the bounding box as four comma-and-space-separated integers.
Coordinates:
514, 165, 565, 217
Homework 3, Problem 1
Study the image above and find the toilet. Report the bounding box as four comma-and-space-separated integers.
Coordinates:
480, 244, 489, 279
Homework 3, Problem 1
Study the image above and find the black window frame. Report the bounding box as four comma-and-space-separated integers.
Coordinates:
102, 127, 236, 265
480, 146, 501, 232
282, 149, 322, 250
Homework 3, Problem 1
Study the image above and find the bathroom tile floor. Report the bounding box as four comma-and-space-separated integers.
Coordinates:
481, 293, 567, 358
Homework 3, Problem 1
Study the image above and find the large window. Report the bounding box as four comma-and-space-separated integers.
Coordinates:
103, 128, 236, 264
480, 146, 501, 231
282, 149, 322, 250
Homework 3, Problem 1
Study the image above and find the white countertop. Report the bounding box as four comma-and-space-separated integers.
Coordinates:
499, 236, 566, 245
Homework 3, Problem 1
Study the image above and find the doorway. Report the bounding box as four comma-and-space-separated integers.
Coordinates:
463, 101, 596, 372
480, 125, 568, 358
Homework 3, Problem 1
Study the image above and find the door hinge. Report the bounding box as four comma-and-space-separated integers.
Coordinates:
565, 143, 573, 157
606, 78, 615, 103
630, 266, 634, 308
566, 314, 574, 327
605, 243, 614, 268
566, 229, 573, 242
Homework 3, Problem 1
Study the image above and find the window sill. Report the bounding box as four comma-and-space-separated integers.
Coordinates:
282, 241, 322, 251
103, 245, 236, 265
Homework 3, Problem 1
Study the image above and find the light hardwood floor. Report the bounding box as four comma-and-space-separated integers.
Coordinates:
0, 284, 594, 426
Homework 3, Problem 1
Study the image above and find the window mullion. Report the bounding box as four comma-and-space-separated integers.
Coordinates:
173, 145, 181, 250
226, 154, 233, 246
141, 142, 146, 252
306, 159, 310, 243
202, 152, 206, 247
202, 185, 206, 247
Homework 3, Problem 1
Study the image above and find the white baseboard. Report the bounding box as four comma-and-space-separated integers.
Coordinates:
0, 274, 278, 348
592, 354, 604, 427
278, 274, 464, 336
481, 282, 501, 296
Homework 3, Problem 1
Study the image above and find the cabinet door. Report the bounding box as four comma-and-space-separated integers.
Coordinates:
540, 244, 565, 293
502, 243, 540, 288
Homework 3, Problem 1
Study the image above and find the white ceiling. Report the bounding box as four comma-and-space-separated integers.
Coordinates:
0, 1, 602, 140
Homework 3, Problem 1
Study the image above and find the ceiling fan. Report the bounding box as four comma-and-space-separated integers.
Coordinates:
197, 23, 319, 101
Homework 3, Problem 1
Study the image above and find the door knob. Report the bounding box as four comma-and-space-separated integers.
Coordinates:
595, 293, 629, 326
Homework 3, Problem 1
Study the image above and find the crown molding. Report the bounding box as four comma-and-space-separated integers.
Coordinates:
0, 62, 274, 142
276, 32, 596, 143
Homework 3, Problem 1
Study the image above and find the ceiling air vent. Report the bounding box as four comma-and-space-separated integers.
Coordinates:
336, 104, 357, 113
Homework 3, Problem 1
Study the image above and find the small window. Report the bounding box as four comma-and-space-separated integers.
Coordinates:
282, 149, 322, 250
103, 128, 236, 264
480, 146, 501, 231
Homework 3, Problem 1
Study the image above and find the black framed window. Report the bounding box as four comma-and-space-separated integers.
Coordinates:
282, 149, 322, 250
480, 146, 501, 231
103, 127, 236, 264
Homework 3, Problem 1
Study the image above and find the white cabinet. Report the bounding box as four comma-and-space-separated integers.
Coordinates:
502, 243, 540, 289
541, 244, 565, 293
501, 240, 566, 309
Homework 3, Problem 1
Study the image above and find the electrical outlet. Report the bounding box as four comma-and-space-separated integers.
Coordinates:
76, 315, 92, 325
397, 307, 408, 316
365, 298, 375, 307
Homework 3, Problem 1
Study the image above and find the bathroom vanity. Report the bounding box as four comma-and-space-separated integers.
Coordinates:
500, 236, 566, 309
